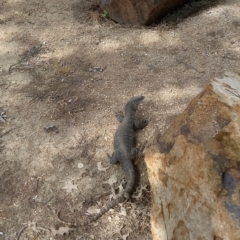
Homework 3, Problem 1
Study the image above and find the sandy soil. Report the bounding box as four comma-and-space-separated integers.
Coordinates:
0, 0, 240, 239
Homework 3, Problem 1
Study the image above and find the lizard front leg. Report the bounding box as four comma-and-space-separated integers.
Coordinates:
115, 111, 124, 122
134, 119, 148, 129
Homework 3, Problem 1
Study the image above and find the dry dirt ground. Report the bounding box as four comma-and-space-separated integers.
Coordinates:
0, 0, 240, 239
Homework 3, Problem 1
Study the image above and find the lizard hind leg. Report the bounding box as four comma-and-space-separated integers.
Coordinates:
108, 150, 121, 164
130, 148, 139, 160
134, 119, 148, 129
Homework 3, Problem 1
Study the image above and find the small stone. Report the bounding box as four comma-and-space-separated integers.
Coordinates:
77, 162, 84, 169
89, 66, 103, 72
44, 125, 59, 134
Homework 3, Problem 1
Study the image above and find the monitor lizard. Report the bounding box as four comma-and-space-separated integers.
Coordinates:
58, 96, 147, 226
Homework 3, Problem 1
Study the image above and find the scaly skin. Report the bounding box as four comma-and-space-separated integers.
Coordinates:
58, 96, 147, 226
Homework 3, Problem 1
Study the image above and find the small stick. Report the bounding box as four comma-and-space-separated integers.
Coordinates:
17, 226, 28, 240
0, 125, 22, 138
9, 62, 20, 73
43, 196, 53, 204
57, 211, 77, 227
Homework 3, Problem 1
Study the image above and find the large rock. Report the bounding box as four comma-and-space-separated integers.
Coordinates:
145, 72, 240, 240
97, 0, 190, 25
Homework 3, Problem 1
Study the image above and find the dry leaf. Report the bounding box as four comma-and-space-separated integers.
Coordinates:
103, 175, 117, 185
97, 162, 110, 171
51, 226, 74, 236
119, 204, 127, 216
86, 205, 100, 215
61, 179, 78, 193
132, 184, 148, 199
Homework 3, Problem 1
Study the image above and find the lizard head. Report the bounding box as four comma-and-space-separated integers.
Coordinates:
125, 96, 145, 112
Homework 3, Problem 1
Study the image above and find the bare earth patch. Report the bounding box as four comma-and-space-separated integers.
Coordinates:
0, 0, 240, 239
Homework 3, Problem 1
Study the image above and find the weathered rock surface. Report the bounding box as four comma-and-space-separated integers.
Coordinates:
145, 72, 240, 240
97, 0, 190, 25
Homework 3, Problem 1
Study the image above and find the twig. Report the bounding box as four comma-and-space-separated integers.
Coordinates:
222, 54, 240, 61
35, 225, 51, 233
17, 224, 51, 239
43, 196, 53, 204
57, 211, 77, 227
177, 59, 204, 73
17, 226, 28, 240
0, 125, 22, 138
9, 60, 27, 73
0, 116, 5, 123
34, 177, 39, 192
9, 44, 43, 74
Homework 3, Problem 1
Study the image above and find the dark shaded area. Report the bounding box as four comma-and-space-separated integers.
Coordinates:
222, 169, 237, 196
216, 117, 231, 130
158, 139, 174, 153
180, 124, 190, 136
96, 0, 225, 26
211, 153, 234, 174
222, 167, 240, 196
187, 104, 195, 116
224, 201, 240, 223
0, 162, 31, 205
9, 42, 98, 120
159, 0, 226, 26
214, 236, 223, 240
72, 1, 100, 23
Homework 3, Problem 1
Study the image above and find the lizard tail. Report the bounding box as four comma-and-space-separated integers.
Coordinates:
123, 161, 135, 197
81, 193, 126, 225
83, 162, 135, 225
57, 163, 135, 227
57, 193, 127, 227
